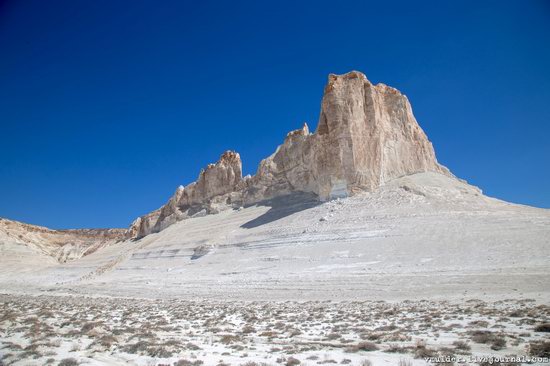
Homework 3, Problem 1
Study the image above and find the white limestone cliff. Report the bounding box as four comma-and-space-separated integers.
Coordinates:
129, 151, 245, 237
130, 71, 453, 237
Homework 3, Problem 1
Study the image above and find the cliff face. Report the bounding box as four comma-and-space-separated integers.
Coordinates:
131, 71, 452, 237
0, 218, 127, 262
129, 151, 245, 238
312, 72, 450, 196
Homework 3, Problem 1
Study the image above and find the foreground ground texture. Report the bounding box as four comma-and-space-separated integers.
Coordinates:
1, 294, 549, 366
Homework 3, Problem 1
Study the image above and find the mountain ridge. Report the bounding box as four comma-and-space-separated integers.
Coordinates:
129, 70, 453, 238
2, 70, 543, 269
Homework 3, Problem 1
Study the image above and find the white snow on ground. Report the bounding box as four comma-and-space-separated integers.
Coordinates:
1, 295, 550, 366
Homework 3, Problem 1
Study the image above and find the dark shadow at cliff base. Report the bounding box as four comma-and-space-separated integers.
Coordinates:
240, 192, 321, 229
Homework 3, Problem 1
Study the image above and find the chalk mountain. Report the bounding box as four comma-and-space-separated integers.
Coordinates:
129, 71, 452, 238
1, 71, 548, 301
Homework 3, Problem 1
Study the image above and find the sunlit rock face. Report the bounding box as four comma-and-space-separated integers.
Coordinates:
130, 71, 452, 237
129, 151, 244, 238
245, 71, 450, 201
0, 218, 127, 262
311, 71, 450, 198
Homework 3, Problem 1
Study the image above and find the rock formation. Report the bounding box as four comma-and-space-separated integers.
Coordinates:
128, 151, 245, 238
0, 218, 127, 262
130, 71, 452, 238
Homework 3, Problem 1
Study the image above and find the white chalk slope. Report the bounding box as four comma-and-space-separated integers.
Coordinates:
2, 172, 549, 301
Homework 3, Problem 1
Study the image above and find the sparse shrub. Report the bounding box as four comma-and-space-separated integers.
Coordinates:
490, 336, 506, 350
387, 344, 408, 353
185, 342, 201, 350
469, 330, 507, 350
148, 345, 173, 358
260, 330, 278, 337
534, 323, 550, 332
58, 358, 79, 366
347, 341, 378, 352
529, 341, 550, 357
452, 340, 471, 351
220, 334, 240, 344
122, 340, 150, 354
470, 330, 492, 344
286, 357, 300, 366
508, 310, 524, 317
363, 333, 382, 341
81, 321, 101, 333
413, 341, 436, 359
174, 359, 204, 366
97, 335, 117, 348
468, 320, 489, 328
375, 324, 398, 332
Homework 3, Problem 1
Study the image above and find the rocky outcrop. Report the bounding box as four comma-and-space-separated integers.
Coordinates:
129, 151, 245, 237
250, 71, 451, 200
0, 218, 127, 262
130, 71, 453, 238
0, 71, 459, 258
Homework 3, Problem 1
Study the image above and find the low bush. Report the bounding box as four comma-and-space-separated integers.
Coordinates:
529, 341, 550, 357
534, 323, 550, 332
58, 358, 79, 366
347, 341, 379, 352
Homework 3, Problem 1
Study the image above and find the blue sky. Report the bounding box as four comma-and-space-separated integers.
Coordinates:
1, 1, 549, 229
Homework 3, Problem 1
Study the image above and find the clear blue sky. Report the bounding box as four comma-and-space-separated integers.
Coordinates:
1, 1, 549, 229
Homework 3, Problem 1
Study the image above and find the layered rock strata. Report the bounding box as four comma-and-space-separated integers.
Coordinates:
0, 218, 127, 262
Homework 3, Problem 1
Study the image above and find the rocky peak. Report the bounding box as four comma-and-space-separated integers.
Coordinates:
286, 123, 310, 139
218, 150, 242, 165
312, 71, 451, 197
129, 71, 453, 238
188, 150, 243, 204
0, 71, 456, 259
131, 150, 244, 237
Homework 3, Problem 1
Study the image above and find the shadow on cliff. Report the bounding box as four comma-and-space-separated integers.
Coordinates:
240, 192, 321, 229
